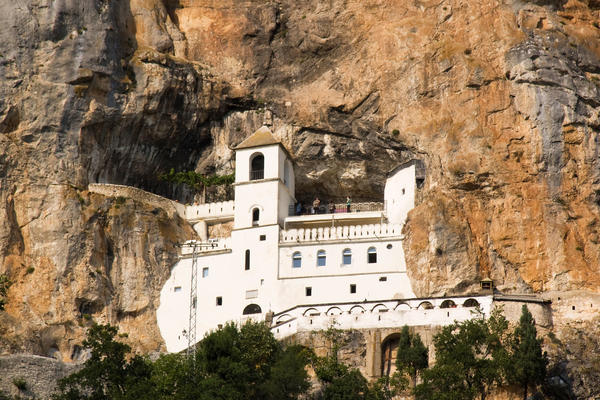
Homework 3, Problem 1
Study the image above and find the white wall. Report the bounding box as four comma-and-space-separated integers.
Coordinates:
278, 239, 406, 278
384, 164, 415, 225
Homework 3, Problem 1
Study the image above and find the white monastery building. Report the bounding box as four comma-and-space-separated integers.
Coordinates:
156, 127, 494, 353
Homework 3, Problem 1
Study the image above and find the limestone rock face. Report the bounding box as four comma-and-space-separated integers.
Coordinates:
1, 0, 600, 381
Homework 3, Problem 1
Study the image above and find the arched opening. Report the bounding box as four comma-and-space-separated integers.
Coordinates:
326, 307, 343, 316
368, 247, 377, 264
418, 301, 434, 310
250, 153, 264, 180
317, 250, 326, 267
342, 248, 352, 265
463, 298, 480, 308
245, 250, 250, 270
349, 305, 366, 314
395, 302, 411, 311
252, 208, 260, 225
303, 308, 319, 316
292, 252, 302, 268
440, 300, 456, 309
372, 304, 389, 313
276, 314, 292, 324
243, 304, 262, 315
381, 333, 401, 377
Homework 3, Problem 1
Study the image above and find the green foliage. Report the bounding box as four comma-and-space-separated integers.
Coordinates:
159, 169, 234, 194
313, 327, 405, 400
55, 321, 310, 400
414, 308, 510, 400
0, 274, 11, 311
395, 326, 428, 386
12, 377, 27, 391
506, 305, 548, 400
52, 323, 154, 400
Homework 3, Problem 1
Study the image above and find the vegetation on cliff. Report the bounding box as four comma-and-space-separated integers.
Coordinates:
50, 306, 550, 400
0, 274, 10, 311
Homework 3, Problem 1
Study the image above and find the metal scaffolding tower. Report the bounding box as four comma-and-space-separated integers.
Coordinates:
187, 241, 199, 358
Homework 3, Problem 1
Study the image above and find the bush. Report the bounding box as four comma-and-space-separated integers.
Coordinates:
12, 377, 27, 391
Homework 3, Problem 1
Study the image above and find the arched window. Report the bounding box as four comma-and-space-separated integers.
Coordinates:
463, 298, 480, 308
245, 250, 250, 270
317, 250, 326, 267
243, 304, 262, 315
252, 208, 259, 225
367, 247, 377, 263
250, 153, 264, 180
292, 252, 302, 268
440, 300, 456, 309
342, 248, 352, 265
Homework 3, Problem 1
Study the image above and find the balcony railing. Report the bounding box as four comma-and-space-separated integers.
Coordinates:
250, 170, 264, 180
289, 201, 385, 216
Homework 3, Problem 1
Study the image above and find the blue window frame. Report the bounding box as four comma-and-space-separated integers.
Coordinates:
342, 248, 352, 265
292, 252, 302, 268
317, 250, 326, 267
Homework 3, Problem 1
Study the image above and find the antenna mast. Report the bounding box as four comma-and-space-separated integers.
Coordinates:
187, 241, 199, 359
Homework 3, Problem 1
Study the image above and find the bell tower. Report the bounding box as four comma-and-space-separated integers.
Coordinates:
233, 126, 295, 229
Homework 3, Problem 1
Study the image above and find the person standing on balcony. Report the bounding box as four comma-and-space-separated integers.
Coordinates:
296, 202, 302, 216
312, 197, 320, 214
329, 200, 335, 214
346, 196, 351, 213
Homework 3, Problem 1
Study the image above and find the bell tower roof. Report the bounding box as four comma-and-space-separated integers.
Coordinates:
235, 126, 280, 150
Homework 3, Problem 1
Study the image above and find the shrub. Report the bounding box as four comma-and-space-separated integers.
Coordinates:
13, 377, 27, 391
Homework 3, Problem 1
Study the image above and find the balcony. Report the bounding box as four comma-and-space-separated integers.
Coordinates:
289, 201, 385, 216
250, 169, 264, 180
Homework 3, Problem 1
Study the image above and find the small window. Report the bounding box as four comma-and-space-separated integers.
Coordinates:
216, 297, 223, 306
202, 267, 209, 278
402, 188, 405, 194
245, 250, 250, 270
245, 290, 258, 299
305, 287, 312, 296
252, 208, 260, 225
292, 252, 302, 268
342, 248, 352, 265
368, 247, 377, 264
317, 250, 326, 267
259, 234, 266, 241
174, 286, 182, 292
386, 244, 392, 249
379, 276, 387, 282
350, 284, 357, 294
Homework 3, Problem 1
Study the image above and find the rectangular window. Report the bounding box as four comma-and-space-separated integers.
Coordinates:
202, 267, 209, 278
350, 284, 356, 294
174, 286, 182, 292
246, 290, 258, 299
245, 250, 250, 270
216, 296, 222, 306
317, 250, 326, 267
259, 234, 266, 241
379, 276, 387, 282
368, 253, 377, 263
305, 287, 312, 296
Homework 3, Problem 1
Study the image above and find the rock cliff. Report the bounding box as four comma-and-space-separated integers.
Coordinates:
0, 0, 599, 393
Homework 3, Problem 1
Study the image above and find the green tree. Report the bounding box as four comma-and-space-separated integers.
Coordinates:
506, 305, 548, 400
193, 321, 310, 400
159, 169, 234, 203
395, 326, 428, 387
0, 274, 11, 311
414, 308, 510, 400
52, 324, 154, 400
